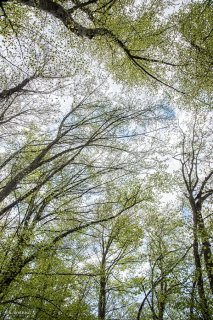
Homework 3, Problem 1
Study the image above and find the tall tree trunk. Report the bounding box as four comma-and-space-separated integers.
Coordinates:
158, 261, 166, 320
190, 197, 213, 294
197, 210, 213, 293
158, 286, 166, 320
98, 265, 107, 320
192, 232, 211, 320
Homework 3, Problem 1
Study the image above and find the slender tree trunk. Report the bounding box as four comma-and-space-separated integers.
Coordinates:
98, 262, 107, 320
98, 275, 107, 320
192, 232, 211, 320
190, 197, 213, 294
158, 261, 166, 320
158, 286, 166, 320
197, 211, 213, 294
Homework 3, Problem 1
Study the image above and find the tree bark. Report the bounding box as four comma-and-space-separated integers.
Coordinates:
190, 196, 213, 294
98, 274, 107, 320
192, 227, 211, 320
98, 258, 107, 320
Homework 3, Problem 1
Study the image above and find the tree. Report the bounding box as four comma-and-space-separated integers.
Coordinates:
174, 112, 213, 319
2, 0, 211, 95
135, 204, 192, 320
0, 72, 166, 317
175, 0, 213, 101
86, 203, 144, 320
0, 1, 212, 318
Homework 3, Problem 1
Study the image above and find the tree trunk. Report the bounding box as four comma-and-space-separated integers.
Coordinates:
197, 211, 213, 294
190, 196, 213, 294
192, 234, 211, 320
98, 264, 107, 320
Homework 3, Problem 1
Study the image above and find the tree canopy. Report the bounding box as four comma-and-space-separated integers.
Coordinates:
0, 0, 212, 319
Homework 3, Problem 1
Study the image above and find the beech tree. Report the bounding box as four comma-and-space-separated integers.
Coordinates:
176, 0, 213, 100
133, 204, 191, 320
1, 0, 212, 96
0, 1, 212, 319
88, 212, 143, 320
0, 65, 167, 318
175, 113, 213, 320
